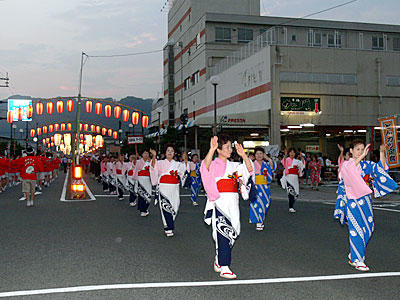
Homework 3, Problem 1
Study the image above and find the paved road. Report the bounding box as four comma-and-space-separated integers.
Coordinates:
0, 172, 399, 299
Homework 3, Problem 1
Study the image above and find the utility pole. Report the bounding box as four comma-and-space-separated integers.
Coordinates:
72, 52, 86, 165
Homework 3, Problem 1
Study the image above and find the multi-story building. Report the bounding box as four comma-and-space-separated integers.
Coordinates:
152, 0, 400, 156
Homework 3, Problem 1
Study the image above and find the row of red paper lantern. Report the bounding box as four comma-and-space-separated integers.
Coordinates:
31, 123, 120, 138
41, 132, 117, 147
32, 100, 148, 127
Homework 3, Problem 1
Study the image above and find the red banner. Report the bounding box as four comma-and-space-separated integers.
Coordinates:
379, 116, 400, 168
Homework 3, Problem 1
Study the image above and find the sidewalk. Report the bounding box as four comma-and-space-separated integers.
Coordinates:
270, 181, 400, 203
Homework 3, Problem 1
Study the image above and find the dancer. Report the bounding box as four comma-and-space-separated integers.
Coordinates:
189, 154, 202, 206
340, 141, 397, 271
114, 154, 128, 201
126, 154, 137, 207
100, 157, 109, 192
133, 150, 152, 216
280, 148, 305, 213
150, 145, 189, 237
107, 157, 116, 195
334, 144, 351, 224
250, 147, 276, 231
309, 155, 321, 190
201, 135, 253, 279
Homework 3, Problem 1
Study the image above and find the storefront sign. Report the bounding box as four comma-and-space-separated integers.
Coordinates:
127, 135, 144, 145
281, 97, 320, 113
220, 116, 246, 124
379, 117, 400, 168
306, 145, 320, 152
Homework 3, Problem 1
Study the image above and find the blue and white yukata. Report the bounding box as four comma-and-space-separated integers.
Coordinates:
341, 159, 398, 265
250, 160, 276, 225
189, 161, 202, 204
334, 180, 347, 225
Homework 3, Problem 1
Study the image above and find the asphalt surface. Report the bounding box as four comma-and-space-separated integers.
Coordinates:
0, 172, 399, 300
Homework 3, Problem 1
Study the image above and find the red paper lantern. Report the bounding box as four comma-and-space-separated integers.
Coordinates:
90, 125, 95, 132
67, 99, 74, 112
86, 100, 93, 113
132, 112, 139, 125
51, 142, 54, 147
43, 126, 48, 134
142, 115, 149, 128
114, 106, 121, 119
30, 129, 35, 137
37, 127, 42, 135
42, 139, 46, 145
27, 105, 33, 119
102, 128, 107, 135
16, 107, 23, 120
7, 111, 13, 124
51, 136, 54, 142
46, 138, 50, 144
108, 129, 112, 136
95, 102, 102, 115
55, 123, 59, 131
96, 126, 101, 134
61, 123, 66, 131
80, 134, 83, 140
67, 123, 72, 131
105, 105, 112, 118
84, 124, 89, 131
56, 100, 63, 114
49, 124, 53, 132
47, 102, 54, 115
36, 102, 43, 115
113, 131, 118, 139
122, 109, 129, 122
79, 123, 83, 131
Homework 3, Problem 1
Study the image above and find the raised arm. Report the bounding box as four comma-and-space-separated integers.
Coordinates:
379, 144, 387, 169
203, 136, 218, 171
354, 144, 370, 166
150, 149, 157, 168
235, 143, 253, 173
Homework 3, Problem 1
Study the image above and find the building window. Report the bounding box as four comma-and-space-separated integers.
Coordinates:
291, 34, 296, 41
372, 35, 384, 50
359, 33, 364, 49
215, 27, 231, 42
308, 30, 321, 47
280, 71, 357, 85
387, 76, 400, 86
328, 31, 342, 48
314, 32, 322, 46
393, 38, 400, 51
238, 28, 253, 43
260, 28, 267, 36
184, 77, 190, 90
191, 71, 200, 86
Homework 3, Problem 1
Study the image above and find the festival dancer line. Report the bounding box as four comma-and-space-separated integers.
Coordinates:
126, 154, 137, 207
340, 141, 398, 271
188, 154, 202, 206
201, 135, 253, 279
107, 157, 117, 195
100, 157, 109, 192
150, 145, 189, 237
133, 150, 152, 216
280, 148, 305, 213
250, 147, 276, 231
114, 154, 128, 201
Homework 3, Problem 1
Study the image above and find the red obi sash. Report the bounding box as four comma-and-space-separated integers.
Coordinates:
116, 169, 122, 175
160, 170, 179, 184
217, 179, 238, 193
138, 170, 150, 176
288, 167, 299, 175
127, 170, 134, 176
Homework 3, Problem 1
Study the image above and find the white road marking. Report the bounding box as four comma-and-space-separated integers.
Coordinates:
373, 207, 400, 213
59, 170, 69, 202
0, 272, 399, 298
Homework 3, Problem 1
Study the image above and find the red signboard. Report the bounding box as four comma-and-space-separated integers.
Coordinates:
379, 116, 400, 168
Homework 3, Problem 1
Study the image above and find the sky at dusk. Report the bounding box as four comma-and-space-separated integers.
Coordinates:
0, 0, 399, 101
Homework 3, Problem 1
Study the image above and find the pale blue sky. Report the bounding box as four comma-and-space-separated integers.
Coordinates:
0, 0, 399, 101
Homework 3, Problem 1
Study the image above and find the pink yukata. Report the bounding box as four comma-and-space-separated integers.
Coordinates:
201, 158, 252, 269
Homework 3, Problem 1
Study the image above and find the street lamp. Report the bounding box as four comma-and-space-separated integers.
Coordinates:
210, 75, 220, 136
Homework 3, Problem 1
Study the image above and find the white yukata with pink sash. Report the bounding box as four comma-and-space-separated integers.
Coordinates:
201, 158, 251, 268
134, 159, 152, 213
150, 159, 189, 232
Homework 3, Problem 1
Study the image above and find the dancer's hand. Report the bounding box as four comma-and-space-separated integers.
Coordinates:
210, 136, 218, 152
379, 144, 386, 153
362, 144, 371, 158
337, 144, 344, 153
150, 149, 157, 158
235, 143, 246, 158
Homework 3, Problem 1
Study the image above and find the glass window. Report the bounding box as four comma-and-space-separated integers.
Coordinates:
314, 32, 322, 46
307, 30, 313, 46
372, 35, 384, 50
328, 33, 335, 47
215, 27, 231, 42
291, 34, 296, 42
238, 28, 253, 43
393, 37, 400, 51
336, 32, 342, 48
